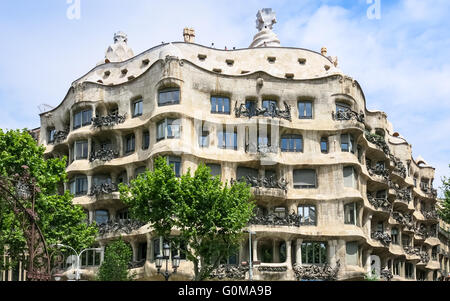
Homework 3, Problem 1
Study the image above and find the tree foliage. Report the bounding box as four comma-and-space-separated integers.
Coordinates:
119, 157, 255, 281
97, 239, 134, 281
438, 166, 450, 224
0, 129, 97, 270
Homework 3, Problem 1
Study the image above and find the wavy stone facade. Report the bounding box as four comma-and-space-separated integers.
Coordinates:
38, 20, 449, 281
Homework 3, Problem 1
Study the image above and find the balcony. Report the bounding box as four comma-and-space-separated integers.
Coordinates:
210, 265, 249, 280
234, 101, 292, 121
89, 148, 120, 163
367, 163, 390, 182
89, 183, 119, 196
388, 181, 412, 203
332, 109, 365, 124
415, 225, 429, 239
391, 211, 415, 231
389, 155, 407, 179
371, 231, 392, 246
92, 113, 126, 128
403, 246, 421, 256
97, 219, 145, 236
49, 129, 69, 144
292, 260, 340, 281
421, 209, 439, 221
233, 175, 288, 192
365, 131, 390, 156
367, 195, 392, 212
245, 144, 278, 155
249, 212, 303, 227
418, 252, 430, 264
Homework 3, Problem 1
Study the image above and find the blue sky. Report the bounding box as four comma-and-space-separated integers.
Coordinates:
0, 0, 449, 189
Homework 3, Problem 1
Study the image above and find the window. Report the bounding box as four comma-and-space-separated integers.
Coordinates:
245, 100, 257, 115
74, 140, 88, 160
298, 101, 313, 119
206, 164, 221, 178
124, 134, 135, 154
265, 169, 276, 179
343, 166, 358, 188
405, 262, 414, 279
341, 134, 355, 153
132, 99, 143, 117
48, 128, 56, 143
376, 190, 387, 199
117, 171, 128, 184
73, 109, 92, 129
336, 102, 351, 113
199, 130, 209, 148
93, 175, 112, 186
346, 242, 359, 266
344, 202, 358, 225
94, 210, 109, 225
413, 177, 417, 187
69, 176, 88, 196
402, 234, 410, 247
237, 167, 258, 182
281, 135, 303, 152
262, 100, 278, 116
218, 127, 237, 150
137, 243, 147, 261
158, 89, 180, 106
274, 207, 287, 218
301, 242, 327, 265
320, 137, 329, 154
157, 118, 181, 141
142, 131, 150, 150
432, 246, 438, 260
117, 209, 129, 221
81, 249, 102, 267
167, 156, 182, 177
135, 167, 147, 178
293, 169, 317, 189
298, 205, 316, 226
391, 228, 399, 244
357, 145, 362, 163
376, 222, 384, 233
393, 260, 400, 276
171, 240, 187, 260
210, 96, 230, 114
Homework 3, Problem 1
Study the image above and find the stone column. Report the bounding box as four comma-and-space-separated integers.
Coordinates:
130, 241, 138, 262
285, 240, 292, 269
239, 243, 245, 264
365, 249, 373, 274
146, 233, 153, 262
295, 239, 303, 265
328, 240, 338, 268
88, 137, 92, 160
88, 210, 94, 224
273, 240, 280, 263
118, 135, 124, 157
87, 175, 93, 197
135, 129, 142, 151
252, 238, 258, 263
109, 209, 117, 222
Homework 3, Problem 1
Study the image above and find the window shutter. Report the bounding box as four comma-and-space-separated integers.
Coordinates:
343, 167, 354, 188
293, 169, 316, 187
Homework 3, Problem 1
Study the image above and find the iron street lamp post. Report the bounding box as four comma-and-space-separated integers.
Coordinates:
53, 244, 103, 281
247, 230, 256, 281
155, 242, 180, 281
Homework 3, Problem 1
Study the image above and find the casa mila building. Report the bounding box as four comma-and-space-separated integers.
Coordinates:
36, 9, 450, 281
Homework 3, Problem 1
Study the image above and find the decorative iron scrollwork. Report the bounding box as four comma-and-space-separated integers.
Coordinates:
365, 131, 390, 156
89, 183, 119, 196
232, 176, 288, 192
97, 219, 145, 236
92, 113, 126, 128
332, 109, 365, 124
371, 231, 392, 246
381, 269, 393, 281
293, 260, 340, 281
391, 211, 415, 231
367, 194, 392, 211
89, 148, 120, 162
235, 101, 292, 121
209, 265, 249, 280
258, 266, 288, 272
49, 129, 69, 145
249, 212, 302, 227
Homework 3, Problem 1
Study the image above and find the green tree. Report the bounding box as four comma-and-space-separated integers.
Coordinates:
438, 166, 450, 224
119, 157, 255, 281
0, 129, 98, 271
97, 239, 134, 281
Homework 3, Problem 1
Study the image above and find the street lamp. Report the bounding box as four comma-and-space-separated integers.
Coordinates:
245, 230, 256, 281
155, 242, 180, 281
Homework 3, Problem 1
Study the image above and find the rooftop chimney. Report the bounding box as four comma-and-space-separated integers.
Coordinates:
321, 47, 328, 56
183, 28, 195, 43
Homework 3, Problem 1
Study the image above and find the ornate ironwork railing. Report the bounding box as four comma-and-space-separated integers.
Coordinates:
421, 209, 439, 220
367, 164, 390, 182
332, 109, 365, 124
128, 259, 146, 269
49, 129, 69, 144
209, 265, 249, 280
418, 251, 430, 264
258, 266, 288, 273
98, 219, 145, 236
388, 181, 412, 203
403, 246, 421, 256
381, 269, 393, 281
89, 148, 120, 162
389, 155, 407, 179
367, 195, 392, 211
92, 113, 126, 128
249, 213, 303, 227
371, 231, 392, 246
89, 183, 119, 196
415, 225, 429, 239
391, 211, 415, 231
365, 131, 390, 156
245, 144, 278, 155
235, 101, 292, 121
232, 176, 288, 192
293, 260, 340, 281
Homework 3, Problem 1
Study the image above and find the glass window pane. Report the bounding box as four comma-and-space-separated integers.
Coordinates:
298, 102, 305, 117
223, 98, 230, 113
305, 102, 312, 117
157, 121, 165, 140
217, 98, 223, 113
293, 170, 316, 188
211, 97, 217, 113
207, 164, 221, 178
74, 112, 82, 129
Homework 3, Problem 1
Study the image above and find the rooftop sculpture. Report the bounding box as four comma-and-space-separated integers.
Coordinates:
103, 31, 135, 63
250, 8, 281, 48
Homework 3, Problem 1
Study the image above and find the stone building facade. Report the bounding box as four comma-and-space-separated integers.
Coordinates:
35, 9, 449, 281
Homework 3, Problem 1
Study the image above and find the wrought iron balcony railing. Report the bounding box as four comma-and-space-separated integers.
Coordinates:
245, 144, 278, 155
389, 155, 407, 179
128, 259, 146, 269
92, 113, 126, 128
97, 219, 145, 236
234, 101, 292, 121
391, 211, 415, 231
365, 131, 390, 156
232, 176, 288, 192
367, 164, 390, 182
421, 209, 439, 220
209, 265, 249, 280
419, 252, 430, 264
89, 183, 119, 196
332, 109, 365, 124
292, 260, 340, 281
403, 246, 421, 256
367, 195, 392, 211
249, 213, 305, 227
371, 231, 392, 246
89, 148, 120, 162
49, 129, 69, 144
388, 180, 412, 203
